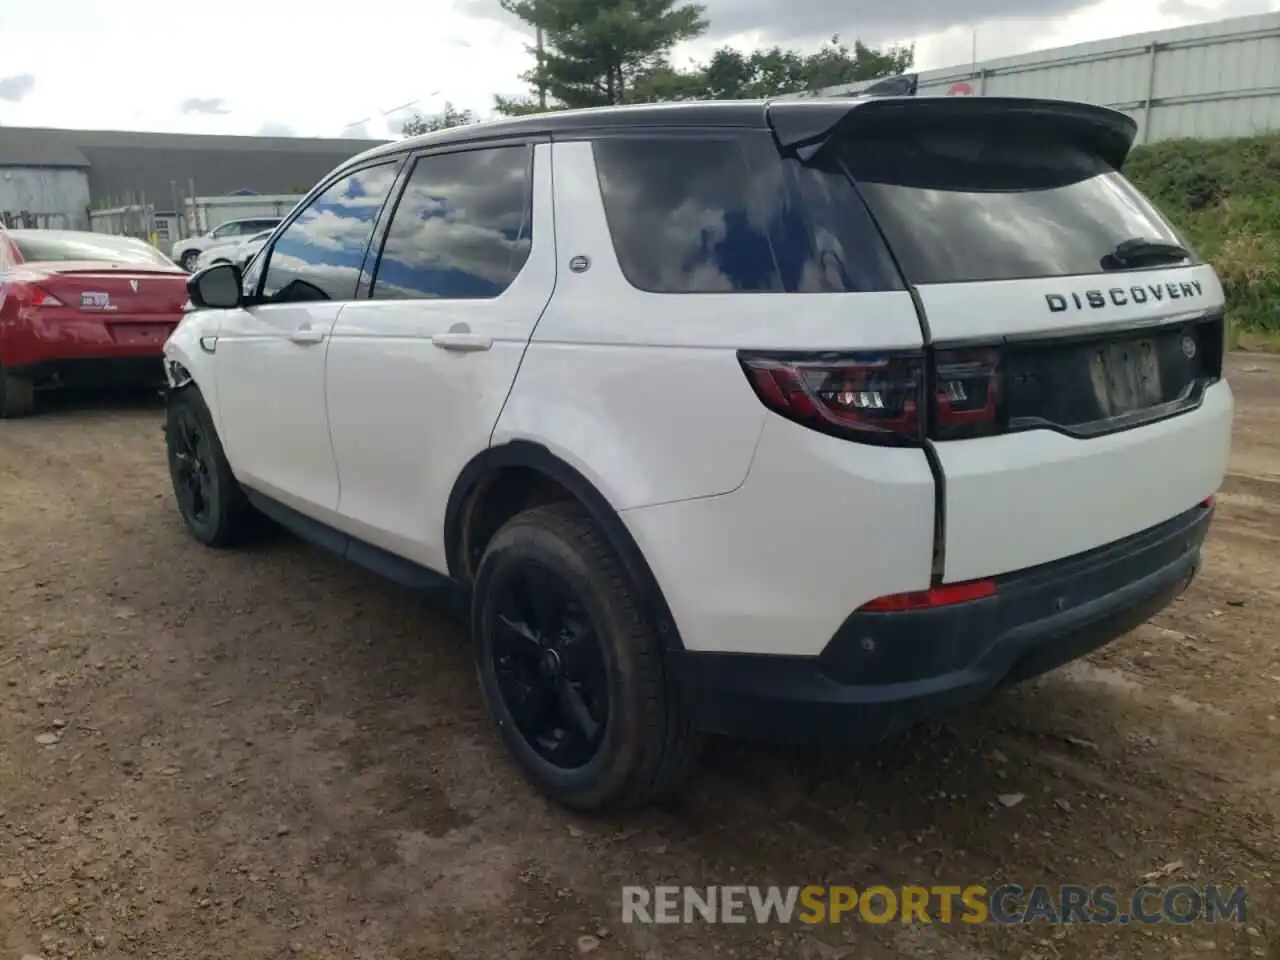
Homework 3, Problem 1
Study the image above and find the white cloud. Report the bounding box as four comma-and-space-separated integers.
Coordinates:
0, 73, 36, 102
0, 0, 1270, 136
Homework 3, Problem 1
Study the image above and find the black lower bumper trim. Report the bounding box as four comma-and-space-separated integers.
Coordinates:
670, 503, 1212, 744
16, 357, 166, 389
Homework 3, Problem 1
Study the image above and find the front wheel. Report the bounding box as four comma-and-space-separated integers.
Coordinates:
164, 387, 253, 546
179, 250, 200, 272
472, 502, 701, 811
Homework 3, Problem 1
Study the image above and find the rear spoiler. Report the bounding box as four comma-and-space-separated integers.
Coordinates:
765, 96, 1139, 169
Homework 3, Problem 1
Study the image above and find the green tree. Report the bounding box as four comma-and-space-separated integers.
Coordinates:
688, 35, 914, 100
400, 101, 478, 136
495, 0, 708, 113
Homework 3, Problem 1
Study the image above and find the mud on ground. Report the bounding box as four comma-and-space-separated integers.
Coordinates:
1, 354, 1277, 960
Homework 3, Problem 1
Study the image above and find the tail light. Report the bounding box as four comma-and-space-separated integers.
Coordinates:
27, 286, 65, 307
933, 347, 1001, 440
7, 281, 65, 308
739, 352, 924, 445
739, 348, 1002, 445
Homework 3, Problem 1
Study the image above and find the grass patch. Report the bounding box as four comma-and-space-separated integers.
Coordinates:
1125, 134, 1280, 338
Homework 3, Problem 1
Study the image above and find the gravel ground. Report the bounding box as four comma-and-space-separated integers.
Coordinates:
1, 353, 1277, 960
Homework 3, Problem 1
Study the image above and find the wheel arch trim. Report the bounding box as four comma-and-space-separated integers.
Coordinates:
445, 440, 687, 652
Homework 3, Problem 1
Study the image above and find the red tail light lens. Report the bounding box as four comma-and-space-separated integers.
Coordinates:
739, 352, 925, 445
740, 348, 1003, 444
857, 578, 997, 612
29, 286, 65, 307
9, 281, 65, 307
934, 347, 1001, 439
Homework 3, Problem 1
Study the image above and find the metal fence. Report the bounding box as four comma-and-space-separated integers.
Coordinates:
0, 210, 75, 229
88, 204, 157, 245
805, 11, 1280, 143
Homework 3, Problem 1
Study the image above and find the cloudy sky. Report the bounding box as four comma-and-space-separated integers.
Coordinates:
0, 0, 1274, 139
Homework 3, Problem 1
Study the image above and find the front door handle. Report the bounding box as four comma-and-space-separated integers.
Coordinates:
289, 324, 325, 345
431, 332, 493, 352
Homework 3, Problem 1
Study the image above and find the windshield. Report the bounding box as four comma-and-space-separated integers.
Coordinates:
837, 128, 1193, 285
13, 232, 178, 268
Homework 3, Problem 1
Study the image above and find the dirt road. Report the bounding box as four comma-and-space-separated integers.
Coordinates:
1, 355, 1277, 960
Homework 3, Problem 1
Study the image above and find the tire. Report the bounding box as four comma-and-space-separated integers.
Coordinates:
164, 386, 254, 546
472, 501, 701, 811
0, 367, 35, 419
179, 250, 200, 272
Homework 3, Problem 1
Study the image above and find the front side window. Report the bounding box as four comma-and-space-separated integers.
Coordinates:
210, 222, 239, 239
593, 135, 901, 294
261, 162, 399, 302
370, 145, 532, 300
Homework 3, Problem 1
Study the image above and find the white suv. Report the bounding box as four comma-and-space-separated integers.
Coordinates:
162, 97, 1234, 810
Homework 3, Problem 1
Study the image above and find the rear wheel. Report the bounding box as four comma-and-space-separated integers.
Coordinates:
472, 502, 701, 811
165, 387, 253, 546
0, 367, 35, 419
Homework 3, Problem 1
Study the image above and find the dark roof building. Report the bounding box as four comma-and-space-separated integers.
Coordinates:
0, 126, 387, 219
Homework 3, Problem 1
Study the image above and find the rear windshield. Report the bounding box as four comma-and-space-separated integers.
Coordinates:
14, 233, 176, 268
593, 135, 903, 294
837, 128, 1192, 285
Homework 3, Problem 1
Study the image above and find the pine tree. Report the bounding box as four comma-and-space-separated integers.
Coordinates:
496, 0, 708, 113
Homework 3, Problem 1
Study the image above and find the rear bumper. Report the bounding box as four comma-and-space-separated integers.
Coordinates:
670, 501, 1212, 744
3, 315, 176, 371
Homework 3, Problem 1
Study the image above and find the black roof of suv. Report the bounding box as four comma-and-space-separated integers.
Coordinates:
353, 97, 1139, 171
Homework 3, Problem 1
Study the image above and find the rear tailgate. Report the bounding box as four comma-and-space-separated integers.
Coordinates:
820, 98, 1234, 582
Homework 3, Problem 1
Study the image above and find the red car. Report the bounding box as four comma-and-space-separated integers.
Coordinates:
0, 229, 189, 418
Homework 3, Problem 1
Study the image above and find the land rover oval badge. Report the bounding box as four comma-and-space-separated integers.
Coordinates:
569, 255, 591, 274
1181, 335, 1197, 359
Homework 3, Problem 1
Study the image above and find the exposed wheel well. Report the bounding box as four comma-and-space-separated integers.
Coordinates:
446, 443, 686, 651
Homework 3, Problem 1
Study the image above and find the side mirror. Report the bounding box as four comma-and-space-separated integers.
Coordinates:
187, 262, 243, 310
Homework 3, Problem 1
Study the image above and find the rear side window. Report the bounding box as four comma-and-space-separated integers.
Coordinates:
262, 162, 399, 302
593, 136, 901, 294
839, 129, 1192, 285
371, 145, 532, 300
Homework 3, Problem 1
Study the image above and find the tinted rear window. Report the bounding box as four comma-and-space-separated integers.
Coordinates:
13, 233, 176, 267
838, 129, 1191, 285
593, 135, 901, 294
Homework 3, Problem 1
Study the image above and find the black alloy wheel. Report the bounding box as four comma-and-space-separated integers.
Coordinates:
169, 402, 215, 527
472, 502, 701, 810
164, 388, 253, 546
487, 559, 610, 769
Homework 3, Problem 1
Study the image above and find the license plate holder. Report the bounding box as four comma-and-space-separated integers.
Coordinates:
1088, 338, 1163, 416
110, 324, 174, 346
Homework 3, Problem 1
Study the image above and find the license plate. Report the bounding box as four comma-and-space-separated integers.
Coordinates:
1088, 339, 1163, 416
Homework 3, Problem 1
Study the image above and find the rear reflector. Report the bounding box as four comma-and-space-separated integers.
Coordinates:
1199, 495, 1214, 508
857, 578, 997, 612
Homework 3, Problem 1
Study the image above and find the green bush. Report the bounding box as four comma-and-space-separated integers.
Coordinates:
1125, 134, 1280, 335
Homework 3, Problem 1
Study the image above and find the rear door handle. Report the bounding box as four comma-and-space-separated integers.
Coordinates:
431, 332, 493, 352
289, 324, 325, 345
